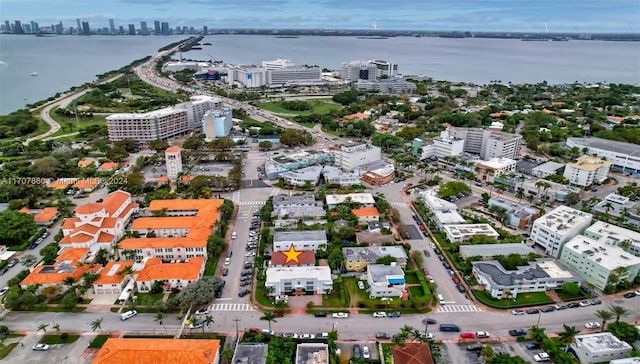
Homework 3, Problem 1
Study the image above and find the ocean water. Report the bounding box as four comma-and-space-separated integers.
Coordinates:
1, 34, 639, 115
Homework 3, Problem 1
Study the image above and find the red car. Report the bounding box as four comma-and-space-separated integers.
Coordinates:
419, 225, 425, 231
452, 277, 460, 284
248, 328, 261, 333
460, 332, 476, 339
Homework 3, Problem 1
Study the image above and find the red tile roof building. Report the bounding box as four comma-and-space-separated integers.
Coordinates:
92, 338, 220, 364
392, 343, 435, 364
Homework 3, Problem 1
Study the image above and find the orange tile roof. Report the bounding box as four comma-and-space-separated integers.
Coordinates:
97, 232, 115, 243
181, 175, 194, 183
56, 248, 89, 262
118, 203, 138, 219
119, 237, 206, 250
62, 217, 81, 230
48, 178, 77, 189
21, 261, 99, 286
92, 338, 220, 364
34, 207, 59, 223
78, 158, 97, 168
270, 250, 315, 266
156, 176, 170, 183
76, 224, 101, 235
165, 146, 181, 153
132, 216, 201, 230
101, 191, 131, 216
68, 233, 94, 243
148, 199, 223, 212
98, 161, 118, 171
136, 257, 205, 282
18, 207, 30, 213
392, 343, 434, 364
351, 207, 379, 217
101, 217, 118, 228
73, 178, 100, 190
93, 261, 133, 286
344, 112, 369, 120
76, 203, 104, 215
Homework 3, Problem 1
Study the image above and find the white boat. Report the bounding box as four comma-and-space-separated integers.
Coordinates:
31, 72, 38, 76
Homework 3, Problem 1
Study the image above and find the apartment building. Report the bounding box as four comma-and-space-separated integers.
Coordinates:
325, 193, 375, 209
340, 61, 378, 81
559, 235, 640, 290
476, 158, 517, 183
472, 259, 579, 299
584, 220, 640, 255
442, 224, 500, 243
449, 127, 522, 160
593, 193, 640, 230
92, 261, 133, 294
566, 137, 640, 177
530, 206, 593, 257
418, 189, 466, 228
134, 257, 206, 292
273, 194, 316, 209
273, 231, 328, 252
122, 199, 221, 261
60, 191, 138, 252
265, 266, 333, 296
367, 264, 406, 298
202, 107, 233, 139
351, 207, 380, 224
570, 333, 633, 364
413, 129, 464, 160
295, 344, 329, 364
334, 144, 382, 171
355, 78, 417, 94
343, 246, 408, 272
20, 248, 100, 293
563, 155, 611, 187
267, 67, 323, 86
488, 197, 540, 229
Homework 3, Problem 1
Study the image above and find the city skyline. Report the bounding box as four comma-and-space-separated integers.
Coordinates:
0, 0, 638, 32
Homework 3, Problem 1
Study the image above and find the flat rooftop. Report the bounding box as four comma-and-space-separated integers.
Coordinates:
534, 206, 592, 234
567, 137, 640, 157
273, 230, 327, 243
273, 194, 316, 207
325, 193, 375, 205
343, 246, 408, 262
567, 155, 611, 171
574, 332, 632, 353
532, 161, 565, 173
367, 264, 404, 283
233, 343, 268, 364
443, 224, 500, 238
585, 221, 640, 246
563, 235, 640, 270
266, 266, 331, 282
295, 343, 329, 364
460, 243, 535, 257
419, 190, 458, 211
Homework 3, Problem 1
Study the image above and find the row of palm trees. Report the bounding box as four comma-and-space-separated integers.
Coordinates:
593, 304, 630, 332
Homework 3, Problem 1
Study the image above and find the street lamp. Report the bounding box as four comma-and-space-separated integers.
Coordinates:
535, 311, 542, 328
422, 318, 430, 335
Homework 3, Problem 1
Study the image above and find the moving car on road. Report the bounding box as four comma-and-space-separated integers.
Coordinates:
460, 332, 475, 339
475, 331, 490, 338
32, 344, 49, 351
509, 328, 527, 336
585, 322, 601, 329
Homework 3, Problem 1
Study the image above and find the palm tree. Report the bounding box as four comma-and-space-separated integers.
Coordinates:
609, 305, 629, 323
204, 315, 214, 333
90, 318, 103, 333
558, 324, 579, 345
594, 309, 613, 332
481, 345, 495, 360
259, 312, 277, 332
155, 312, 167, 334
221, 348, 235, 364
52, 323, 60, 332
37, 323, 48, 333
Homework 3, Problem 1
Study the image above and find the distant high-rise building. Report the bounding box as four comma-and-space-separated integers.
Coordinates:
13, 20, 24, 34
24, 24, 32, 33
341, 61, 377, 81
154, 20, 161, 34
4, 21, 10, 32
203, 26, 208, 34
161, 22, 170, 35
118, 25, 125, 34
30, 21, 39, 33
76, 18, 82, 34
128, 24, 135, 35
81, 21, 90, 35
140, 21, 149, 35
109, 19, 116, 34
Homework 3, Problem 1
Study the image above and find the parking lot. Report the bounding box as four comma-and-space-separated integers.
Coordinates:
337, 341, 379, 363
140, 161, 235, 181
4, 334, 95, 364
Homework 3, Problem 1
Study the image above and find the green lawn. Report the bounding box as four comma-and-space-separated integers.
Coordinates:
88, 335, 110, 348
0, 343, 18, 360
134, 293, 164, 305
473, 290, 554, 309
556, 289, 588, 302
203, 257, 218, 276
46, 107, 106, 139
258, 100, 341, 116
40, 334, 80, 345
405, 272, 420, 284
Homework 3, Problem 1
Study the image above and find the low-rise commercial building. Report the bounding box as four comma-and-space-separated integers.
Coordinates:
488, 197, 540, 229
265, 266, 333, 296
418, 189, 466, 228
334, 144, 381, 171
570, 333, 633, 364
566, 137, 640, 177
531, 161, 565, 178
343, 246, 408, 272
559, 235, 640, 290
593, 193, 640, 230
326, 193, 375, 209
273, 231, 328, 252
92, 338, 220, 364
530, 206, 593, 257
584, 220, 640, 256
359, 159, 395, 186
295, 343, 329, 364
472, 259, 580, 299
321, 166, 361, 187
563, 155, 611, 187
442, 224, 500, 243
273, 194, 316, 209
459, 243, 536, 260
476, 158, 517, 183
367, 264, 406, 298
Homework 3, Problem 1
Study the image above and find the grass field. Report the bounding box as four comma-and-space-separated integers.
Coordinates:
40, 334, 80, 345
258, 100, 341, 116
46, 107, 106, 139
0, 343, 18, 359
473, 290, 554, 309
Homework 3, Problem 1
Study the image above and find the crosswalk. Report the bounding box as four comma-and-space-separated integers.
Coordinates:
209, 303, 256, 312
436, 304, 483, 313
389, 201, 406, 207
236, 201, 266, 206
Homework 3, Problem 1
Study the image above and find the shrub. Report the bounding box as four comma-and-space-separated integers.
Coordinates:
60, 333, 69, 340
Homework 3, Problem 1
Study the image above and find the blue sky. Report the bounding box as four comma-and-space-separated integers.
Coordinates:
1, 0, 638, 32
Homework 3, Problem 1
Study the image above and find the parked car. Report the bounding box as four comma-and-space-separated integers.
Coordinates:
421, 332, 436, 340
315, 332, 329, 339
533, 352, 550, 362
194, 308, 209, 315
585, 322, 601, 329
554, 303, 567, 310
0, 287, 9, 296
245, 252, 256, 257
357, 281, 365, 290
189, 322, 204, 329
362, 346, 371, 359
456, 284, 466, 293
299, 333, 314, 339
238, 289, 250, 297
240, 281, 251, 287
540, 306, 555, 313
375, 332, 390, 339
511, 309, 525, 315
579, 300, 591, 307
567, 302, 581, 308
314, 312, 327, 317
222, 268, 228, 276
623, 292, 637, 298
388, 311, 401, 318
525, 343, 540, 350
526, 309, 540, 314
590, 299, 602, 305
373, 312, 387, 318
352, 344, 362, 359
423, 318, 437, 324
460, 332, 476, 339
7, 259, 19, 268
475, 331, 490, 338
332, 312, 349, 319
32, 344, 50, 351
422, 249, 430, 257
466, 344, 483, 351
0, 268, 8, 276
282, 332, 298, 338
509, 328, 527, 336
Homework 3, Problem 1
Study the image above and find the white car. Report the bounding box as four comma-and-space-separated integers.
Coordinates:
0, 286, 9, 296
282, 332, 298, 338
194, 308, 209, 315
332, 312, 349, 319
475, 331, 490, 338
511, 309, 525, 315
585, 322, 601, 329
357, 281, 365, 289
362, 346, 370, 359
32, 344, 50, 351
579, 300, 591, 307
245, 252, 256, 257
426, 275, 435, 283
299, 333, 314, 339
421, 332, 436, 340
373, 312, 387, 318
533, 352, 550, 362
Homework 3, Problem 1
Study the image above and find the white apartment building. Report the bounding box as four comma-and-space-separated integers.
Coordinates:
340, 61, 378, 81
472, 260, 580, 299
584, 220, 640, 256
476, 158, 517, 183
265, 266, 333, 296
203, 107, 233, 139
106, 95, 222, 141
416, 129, 465, 160
571, 333, 633, 364
272, 194, 317, 209
227, 66, 267, 88
566, 137, 640, 176
563, 155, 612, 187
325, 193, 375, 209
262, 59, 295, 69
367, 264, 406, 298
370, 59, 398, 78
355, 78, 417, 94
530, 206, 593, 258
267, 67, 323, 86
559, 235, 640, 290
442, 224, 500, 243
334, 144, 381, 171
273, 231, 328, 252
449, 127, 522, 160
417, 189, 466, 228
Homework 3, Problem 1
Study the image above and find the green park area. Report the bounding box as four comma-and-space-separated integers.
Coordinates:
473, 290, 554, 309
258, 99, 342, 116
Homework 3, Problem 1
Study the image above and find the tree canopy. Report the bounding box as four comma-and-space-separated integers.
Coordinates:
0, 209, 37, 246
175, 276, 224, 308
